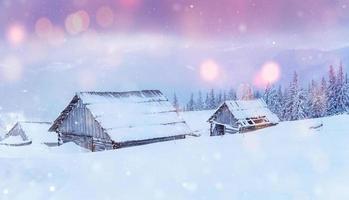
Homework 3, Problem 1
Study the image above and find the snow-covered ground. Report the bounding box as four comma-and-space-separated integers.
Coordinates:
1, 111, 349, 200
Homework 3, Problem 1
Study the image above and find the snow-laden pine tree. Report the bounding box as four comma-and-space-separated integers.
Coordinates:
228, 88, 237, 100
345, 73, 349, 113
263, 84, 282, 119
335, 63, 349, 114
195, 91, 204, 111
223, 91, 227, 102
307, 80, 326, 118
204, 93, 210, 110
263, 83, 272, 105
284, 72, 307, 121
305, 81, 314, 118
216, 91, 223, 107
326, 65, 337, 115
319, 77, 328, 116
172, 92, 179, 111
209, 89, 216, 109
276, 86, 285, 120
186, 93, 195, 111
254, 90, 262, 99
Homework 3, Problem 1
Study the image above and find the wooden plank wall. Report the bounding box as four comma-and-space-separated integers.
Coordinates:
59, 99, 110, 140
115, 134, 186, 149
214, 105, 237, 125
60, 133, 113, 151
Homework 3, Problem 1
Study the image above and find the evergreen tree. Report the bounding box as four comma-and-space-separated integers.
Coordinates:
186, 93, 195, 111
196, 91, 204, 111
172, 92, 179, 111
307, 80, 326, 118
284, 72, 307, 121
223, 91, 227, 102
280, 87, 289, 120
335, 63, 348, 114
216, 91, 223, 106
204, 92, 210, 110
263, 83, 272, 105
326, 65, 337, 115
228, 88, 236, 100
305, 80, 315, 118
209, 89, 216, 109
276, 86, 285, 120
320, 77, 328, 116
263, 84, 282, 119
345, 73, 349, 113
254, 90, 262, 99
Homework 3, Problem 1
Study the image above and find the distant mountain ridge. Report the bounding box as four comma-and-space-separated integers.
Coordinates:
272, 47, 349, 83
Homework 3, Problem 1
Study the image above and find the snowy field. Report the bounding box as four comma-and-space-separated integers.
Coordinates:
1, 111, 349, 200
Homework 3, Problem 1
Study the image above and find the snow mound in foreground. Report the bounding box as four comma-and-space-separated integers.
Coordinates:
49, 142, 91, 153
0, 113, 348, 200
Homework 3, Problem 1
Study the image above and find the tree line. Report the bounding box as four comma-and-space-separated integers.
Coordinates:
173, 64, 349, 121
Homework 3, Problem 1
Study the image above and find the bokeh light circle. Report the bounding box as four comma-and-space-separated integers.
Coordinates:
35, 17, 53, 38
200, 59, 220, 82
260, 61, 280, 84
6, 24, 26, 46
65, 10, 90, 35
96, 6, 114, 28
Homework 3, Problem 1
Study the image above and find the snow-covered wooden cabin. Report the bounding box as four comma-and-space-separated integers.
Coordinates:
208, 99, 279, 136
1, 122, 57, 146
48, 90, 192, 151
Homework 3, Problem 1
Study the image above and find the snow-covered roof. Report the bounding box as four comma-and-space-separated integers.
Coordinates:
7, 122, 57, 144
0, 135, 31, 145
210, 99, 279, 124
50, 90, 192, 142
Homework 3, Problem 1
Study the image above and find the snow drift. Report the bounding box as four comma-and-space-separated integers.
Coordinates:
0, 111, 349, 200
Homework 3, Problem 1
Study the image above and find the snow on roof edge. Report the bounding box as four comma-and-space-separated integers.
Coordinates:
49, 90, 192, 141
208, 98, 280, 123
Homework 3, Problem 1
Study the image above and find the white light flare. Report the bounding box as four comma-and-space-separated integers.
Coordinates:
65, 10, 90, 35
3, 188, 9, 195
49, 185, 56, 192
254, 61, 281, 88
200, 59, 220, 82
6, 24, 26, 46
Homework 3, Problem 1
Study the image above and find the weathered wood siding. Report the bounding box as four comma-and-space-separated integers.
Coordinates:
44, 142, 59, 147
59, 133, 113, 151
209, 104, 239, 136
58, 99, 110, 140
213, 104, 237, 126
114, 134, 186, 149
57, 99, 113, 151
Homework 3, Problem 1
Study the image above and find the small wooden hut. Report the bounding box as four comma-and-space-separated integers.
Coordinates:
1, 121, 57, 146
49, 90, 192, 151
208, 99, 279, 136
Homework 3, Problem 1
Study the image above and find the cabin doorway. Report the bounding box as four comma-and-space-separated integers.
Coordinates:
211, 124, 225, 136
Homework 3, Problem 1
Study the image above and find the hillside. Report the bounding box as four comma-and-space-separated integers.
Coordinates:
0, 112, 349, 200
